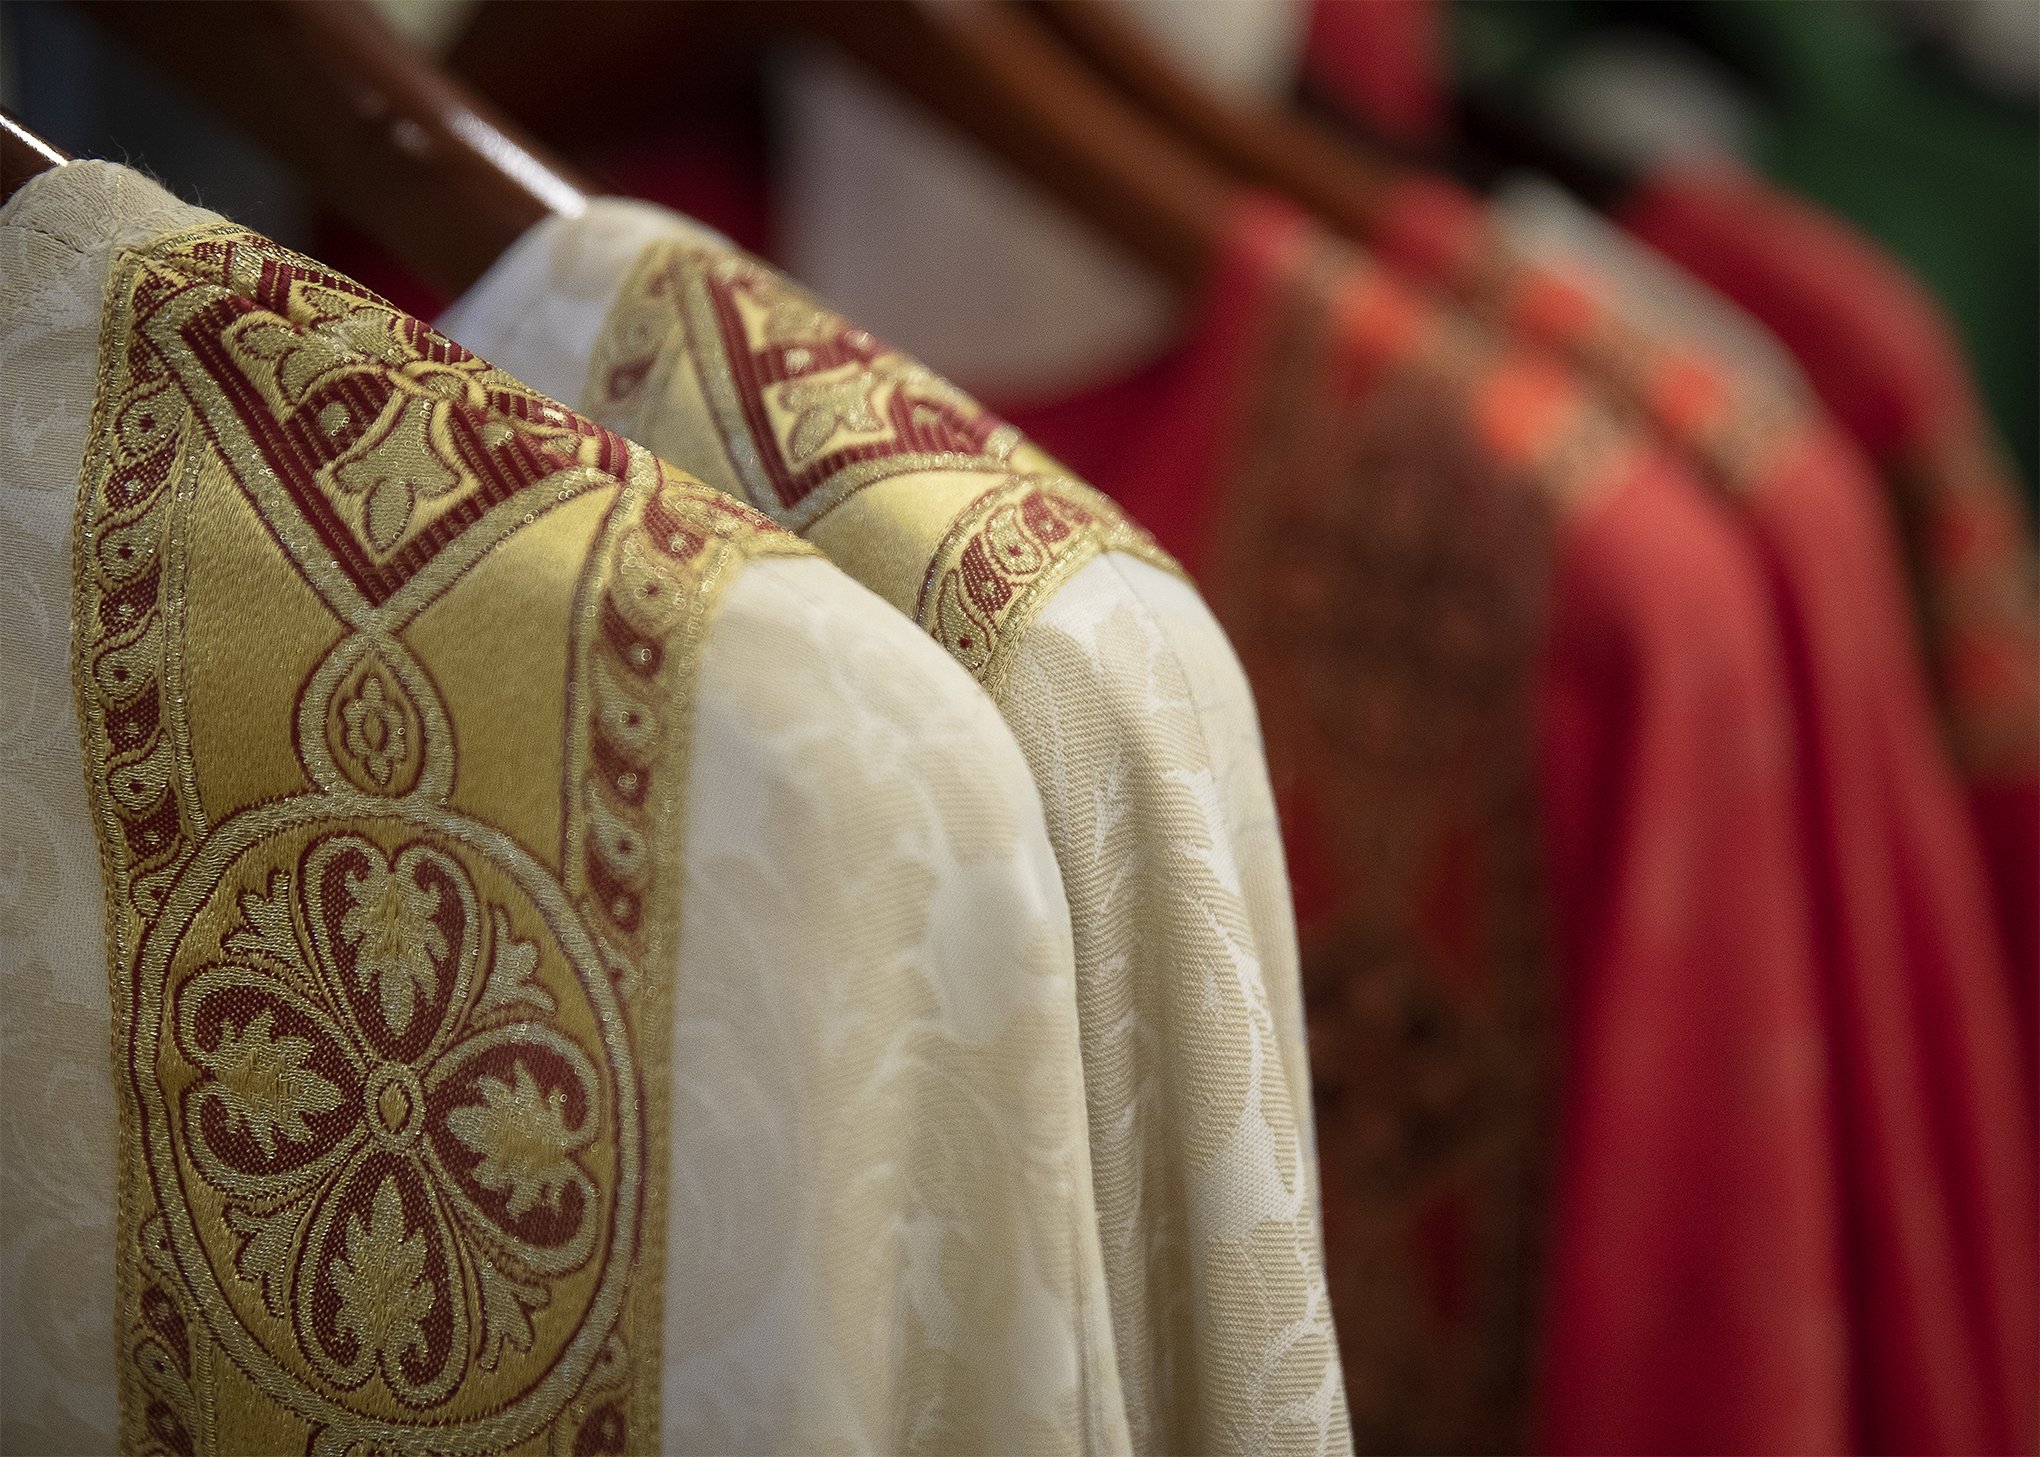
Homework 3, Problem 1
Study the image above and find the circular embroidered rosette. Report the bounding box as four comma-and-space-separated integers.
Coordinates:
133, 803, 640, 1447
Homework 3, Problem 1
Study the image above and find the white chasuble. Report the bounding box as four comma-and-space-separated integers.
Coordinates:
442, 199, 1349, 1457
0, 161, 1126, 1456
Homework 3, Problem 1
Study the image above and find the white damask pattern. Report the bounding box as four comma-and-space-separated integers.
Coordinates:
1, 161, 217, 1457
1004, 558, 1343, 1453
444, 199, 1349, 1456
665, 557, 1128, 1453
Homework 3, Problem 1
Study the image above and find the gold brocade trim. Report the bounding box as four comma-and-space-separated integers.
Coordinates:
72, 222, 811, 1456
915, 475, 1176, 696
583, 236, 1184, 688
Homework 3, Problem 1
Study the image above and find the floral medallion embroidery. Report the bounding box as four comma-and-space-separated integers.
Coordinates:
74, 224, 812, 1455
331, 657, 420, 795
144, 817, 624, 1433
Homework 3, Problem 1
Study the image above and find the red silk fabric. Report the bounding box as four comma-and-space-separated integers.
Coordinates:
1621, 163, 2040, 1065
1359, 168, 2037, 1457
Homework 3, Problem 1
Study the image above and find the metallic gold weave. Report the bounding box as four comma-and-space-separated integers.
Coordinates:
71, 222, 810, 1456
582, 239, 1180, 696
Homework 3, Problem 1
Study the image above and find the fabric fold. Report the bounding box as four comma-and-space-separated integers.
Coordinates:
443, 196, 1350, 1457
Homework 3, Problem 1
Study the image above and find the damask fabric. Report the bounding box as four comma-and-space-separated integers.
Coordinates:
0, 160, 1132, 1456
1005, 196, 1844, 1456
1367, 171, 2038, 1457
439, 198, 1349, 1457
1619, 161, 2040, 1071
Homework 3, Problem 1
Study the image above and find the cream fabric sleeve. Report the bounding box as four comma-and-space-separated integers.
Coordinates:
443, 201, 1347, 1456
0, 162, 218, 1457
1001, 556, 1339, 1453
663, 553, 1128, 1454
0, 161, 1126, 1456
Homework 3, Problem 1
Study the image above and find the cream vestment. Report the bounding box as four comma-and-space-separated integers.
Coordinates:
442, 200, 1349, 1455
0, 161, 1126, 1455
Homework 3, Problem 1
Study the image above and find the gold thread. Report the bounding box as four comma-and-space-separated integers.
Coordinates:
584, 236, 1188, 688
73, 223, 812, 1453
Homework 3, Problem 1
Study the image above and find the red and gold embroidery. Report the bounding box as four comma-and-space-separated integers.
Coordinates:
587, 243, 1022, 524
919, 475, 1165, 689
584, 238, 1181, 690
1892, 428, 2040, 781
1393, 182, 2040, 799
74, 224, 809, 1456
1377, 181, 1811, 499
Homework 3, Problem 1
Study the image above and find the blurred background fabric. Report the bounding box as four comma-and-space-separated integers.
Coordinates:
3, 3, 2034, 1454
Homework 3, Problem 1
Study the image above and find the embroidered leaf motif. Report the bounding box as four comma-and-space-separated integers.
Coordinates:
229, 314, 338, 406
758, 293, 834, 347
779, 369, 883, 464
474, 907, 555, 1017
329, 395, 463, 555
892, 358, 978, 418
445, 1061, 583, 1218
224, 872, 304, 972
476, 1255, 549, 1372
332, 1176, 434, 1373
340, 858, 446, 1037
316, 289, 411, 365
226, 1203, 300, 1318
210, 1007, 343, 1159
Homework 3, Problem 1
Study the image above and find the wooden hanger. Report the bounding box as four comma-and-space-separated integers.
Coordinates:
1033, 0, 1634, 219
77, 0, 1236, 295
1, 110, 69, 205
72, 0, 596, 294
451, 0, 1236, 294
1027, 0, 1406, 241
447, 1, 756, 156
